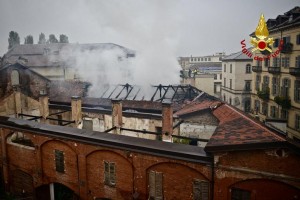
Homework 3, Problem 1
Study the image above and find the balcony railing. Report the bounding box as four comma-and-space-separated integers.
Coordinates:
289, 67, 300, 76
281, 43, 293, 54
268, 67, 281, 74
252, 66, 262, 73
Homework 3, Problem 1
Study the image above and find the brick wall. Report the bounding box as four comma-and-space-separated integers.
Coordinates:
1, 127, 211, 200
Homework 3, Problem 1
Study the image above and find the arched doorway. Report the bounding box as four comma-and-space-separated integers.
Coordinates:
36, 183, 79, 200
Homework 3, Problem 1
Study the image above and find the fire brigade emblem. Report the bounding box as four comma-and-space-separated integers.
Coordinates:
250, 14, 274, 53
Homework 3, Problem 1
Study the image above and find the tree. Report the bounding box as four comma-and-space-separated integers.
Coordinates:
48, 34, 58, 43
59, 34, 69, 43
8, 31, 20, 49
38, 33, 46, 44
24, 35, 34, 44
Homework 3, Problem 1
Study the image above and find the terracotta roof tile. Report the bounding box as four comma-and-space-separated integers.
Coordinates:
206, 104, 285, 150
175, 100, 219, 116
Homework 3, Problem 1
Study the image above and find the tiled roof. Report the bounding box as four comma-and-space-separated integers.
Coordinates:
205, 104, 286, 151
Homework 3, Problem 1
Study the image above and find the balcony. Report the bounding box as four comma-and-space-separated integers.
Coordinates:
268, 67, 281, 74
289, 67, 300, 76
274, 96, 291, 109
257, 88, 270, 101
281, 43, 293, 54
252, 66, 262, 73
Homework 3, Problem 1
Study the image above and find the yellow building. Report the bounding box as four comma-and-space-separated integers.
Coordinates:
251, 7, 300, 140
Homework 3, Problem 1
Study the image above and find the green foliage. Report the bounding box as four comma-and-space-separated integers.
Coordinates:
59, 34, 69, 43
38, 33, 46, 44
257, 87, 270, 101
24, 35, 34, 44
173, 137, 191, 144
274, 96, 291, 109
8, 31, 20, 49
48, 34, 59, 43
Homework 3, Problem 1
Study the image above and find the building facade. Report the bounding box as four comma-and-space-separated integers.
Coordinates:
250, 7, 300, 140
179, 53, 225, 97
221, 50, 253, 112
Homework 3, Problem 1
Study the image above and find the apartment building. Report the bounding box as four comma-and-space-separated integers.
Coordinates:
179, 52, 225, 97
251, 7, 300, 140
221, 49, 253, 112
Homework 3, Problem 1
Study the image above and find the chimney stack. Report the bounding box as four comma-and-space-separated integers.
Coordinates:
39, 91, 49, 123
162, 100, 173, 142
112, 99, 122, 134
71, 96, 82, 127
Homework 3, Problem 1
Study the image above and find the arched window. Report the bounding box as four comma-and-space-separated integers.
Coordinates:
11, 70, 20, 86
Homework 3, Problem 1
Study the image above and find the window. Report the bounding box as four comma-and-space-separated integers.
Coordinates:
274, 38, 279, 48
223, 94, 226, 101
281, 57, 290, 68
230, 64, 232, 73
55, 150, 64, 173
220, 73, 222, 80
262, 76, 269, 92
264, 59, 269, 67
193, 179, 209, 200
214, 74, 217, 80
205, 58, 207, 61
255, 75, 261, 91
270, 106, 278, 118
272, 77, 279, 96
230, 79, 232, 89
273, 57, 280, 67
229, 98, 232, 105
296, 56, 300, 68
246, 64, 251, 73
224, 64, 226, 72
244, 99, 251, 113
224, 78, 226, 87
297, 34, 300, 45
283, 36, 290, 44
256, 60, 262, 67
281, 109, 288, 120
245, 81, 251, 91
198, 58, 200, 61
262, 103, 268, 116
295, 80, 300, 102
255, 100, 260, 114
11, 70, 20, 86
231, 188, 251, 200
281, 78, 290, 97
104, 161, 116, 186
208, 57, 211, 61
295, 114, 300, 130
201, 58, 203, 61
149, 170, 163, 200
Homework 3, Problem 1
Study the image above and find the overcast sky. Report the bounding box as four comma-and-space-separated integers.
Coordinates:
0, 0, 299, 57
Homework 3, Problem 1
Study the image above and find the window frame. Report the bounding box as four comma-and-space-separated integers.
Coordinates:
104, 161, 116, 187
55, 149, 65, 173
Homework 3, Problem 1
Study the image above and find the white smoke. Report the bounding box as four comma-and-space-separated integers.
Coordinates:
60, 0, 182, 98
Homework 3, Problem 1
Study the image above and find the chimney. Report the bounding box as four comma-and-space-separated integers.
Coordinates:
162, 100, 173, 142
71, 96, 82, 127
112, 99, 122, 134
14, 88, 21, 117
39, 91, 49, 122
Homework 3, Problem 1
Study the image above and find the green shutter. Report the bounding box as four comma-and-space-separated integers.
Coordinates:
110, 163, 116, 185
155, 172, 163, 200
149, 171, 155, 198
104, 161, 109, 185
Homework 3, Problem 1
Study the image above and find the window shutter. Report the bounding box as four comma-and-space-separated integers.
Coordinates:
149, 171, 156, 198
193, 180, 201, 200
155, 172, 163, 200
200, 181, 209, 200
110, 163, 116, 185
104, 161, 109, 184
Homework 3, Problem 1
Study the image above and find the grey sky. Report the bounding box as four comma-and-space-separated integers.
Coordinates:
0, 0, 299, 57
